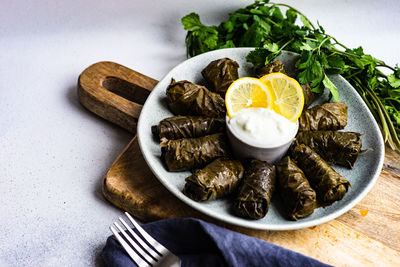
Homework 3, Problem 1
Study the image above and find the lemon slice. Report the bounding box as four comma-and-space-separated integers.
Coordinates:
260, 73, 304, 122
225, 77, 273, 118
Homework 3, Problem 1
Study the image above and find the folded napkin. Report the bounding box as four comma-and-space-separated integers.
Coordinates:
102, 217, 330, 267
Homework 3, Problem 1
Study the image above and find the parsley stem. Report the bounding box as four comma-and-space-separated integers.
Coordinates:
304, 37, 318, 42
316, 36, 331, 53
327, 36, 350, 50
331, 48, 360, 59
350, 77, 380, 123
386, 97, 400, 104
345, 69, 364, 80
265, 17, 280, 27
278, 38, 294, 52
376, 64, 396, 72
366, 84, 400, 149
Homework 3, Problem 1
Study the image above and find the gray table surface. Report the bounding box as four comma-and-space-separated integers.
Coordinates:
1, 0, 399, 266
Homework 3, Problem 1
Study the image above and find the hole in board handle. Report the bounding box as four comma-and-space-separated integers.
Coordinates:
102, 76, 151, 105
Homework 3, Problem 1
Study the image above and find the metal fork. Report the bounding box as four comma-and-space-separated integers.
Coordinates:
110, 212, 181, 267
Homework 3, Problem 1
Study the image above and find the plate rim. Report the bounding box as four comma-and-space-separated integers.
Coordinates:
137, 47, 384, 230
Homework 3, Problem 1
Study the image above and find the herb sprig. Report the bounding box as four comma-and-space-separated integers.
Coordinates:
181, 0, 400, 150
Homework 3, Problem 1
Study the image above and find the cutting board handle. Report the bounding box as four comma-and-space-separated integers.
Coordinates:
77, 61, 158, 134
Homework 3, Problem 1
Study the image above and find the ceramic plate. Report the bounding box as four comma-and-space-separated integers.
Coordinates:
137, 48, 384, 230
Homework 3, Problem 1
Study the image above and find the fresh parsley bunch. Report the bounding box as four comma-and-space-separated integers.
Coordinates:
181, 0, 400, 150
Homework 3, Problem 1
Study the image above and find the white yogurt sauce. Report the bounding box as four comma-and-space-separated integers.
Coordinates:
229, 108, 298, 147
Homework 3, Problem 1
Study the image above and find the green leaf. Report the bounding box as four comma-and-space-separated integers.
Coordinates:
323, 74, 339, 101
318, 53, 329, 68
388, 74, 400, 88
202, 30, 219, 48
258, 6, 270, 15
254, 14, 271, 34
246, 48, 271, 68
311, 84, 325, 94
311, 59, 323, 76
317, 21, 325, 33
250, 8, 264, 15
295, 29, 307, 38
300, 14, 312, 29
181, 13, 202, 31
296, 50, 312, 70
290, 40, 303, 53
240, 19, 264, 47
263, 41, 279, 52
346, 46, 364, 56
271, 6, 284, 22
222, 20, 234, 32
327, 55, 345, 69
231, 13, 252, 23
286, 9, 297, 24
297, 69, 311, 84
299, 41, 315, 51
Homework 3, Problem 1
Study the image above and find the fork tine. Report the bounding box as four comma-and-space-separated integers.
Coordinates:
113, 222, 155, 265
125, 212, 169, 254
110, 226, 150, 267
119, 217, 161, 260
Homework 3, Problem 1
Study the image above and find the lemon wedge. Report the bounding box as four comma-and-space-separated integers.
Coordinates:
259, 72, 304, 122
225, 77, 273, 118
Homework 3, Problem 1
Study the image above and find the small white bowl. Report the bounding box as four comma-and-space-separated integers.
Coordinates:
225, 116, 299, 164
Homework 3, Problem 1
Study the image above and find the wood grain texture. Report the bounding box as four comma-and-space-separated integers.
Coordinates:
383, 147, 400, 176
77, 62, 400, 266
77, 61, 157, 134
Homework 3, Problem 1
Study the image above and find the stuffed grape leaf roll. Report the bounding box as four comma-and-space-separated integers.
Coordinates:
292, 131, 363, 168
276, 156, 316, 220
152, 116, 225, 140
299, 102, 348, 131
255, 59, 287, 77
233, 159, 276, 219
291, 144, 351, 206
166, 78, 225, 118
161, 133, 230, 171
201, 58, 239, 95
300, 83, 318, 109
183, 158, 244, 202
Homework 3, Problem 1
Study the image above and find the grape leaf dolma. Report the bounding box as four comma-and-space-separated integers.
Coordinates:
183, 158, 244, 202
300, 83, 318, 109
292, 131, 363, 168
166, 78, 225, 118
201, 58, 239, 95
291, 144, 351, 206
233, 159, 276, 219
255, 59, 287, 77
152, 116, 225, 140
255, 59, 317, 108
276, 156, 316, 220
161, 133, 230, 171
299, 102, 348, 131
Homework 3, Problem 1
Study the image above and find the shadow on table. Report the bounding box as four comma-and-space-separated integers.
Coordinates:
94, 243, 107, 267
65, 84, 132, 201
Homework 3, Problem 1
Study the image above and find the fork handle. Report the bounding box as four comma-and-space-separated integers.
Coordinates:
77, 61, 158, 134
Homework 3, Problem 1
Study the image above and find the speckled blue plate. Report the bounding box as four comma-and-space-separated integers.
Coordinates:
137, 48, 384, 230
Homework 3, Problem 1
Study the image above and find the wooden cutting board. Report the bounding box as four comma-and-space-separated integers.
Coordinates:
78, 62, 400, 266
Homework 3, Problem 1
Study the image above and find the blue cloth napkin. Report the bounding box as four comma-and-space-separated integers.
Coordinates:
102, 217, 330, 267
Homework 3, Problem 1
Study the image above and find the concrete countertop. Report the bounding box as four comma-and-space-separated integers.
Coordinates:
1, 0, 399, 266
